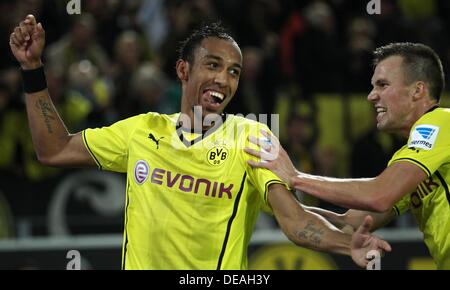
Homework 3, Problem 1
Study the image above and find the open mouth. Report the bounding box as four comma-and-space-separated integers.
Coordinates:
203, 90, 225, 105
376, 106, 387, 114
375, 106, 387, 122
210, 91, 225, 104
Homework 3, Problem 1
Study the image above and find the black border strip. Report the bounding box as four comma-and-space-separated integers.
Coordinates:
216, 171, 247, 270
393, 205, 400, 216
176, 114, 228, 148
394, 158, 431, 177
435, 171, 450, 205
121, 183, 131, 270
82, 130, 102, 169
263, 180, 289, 206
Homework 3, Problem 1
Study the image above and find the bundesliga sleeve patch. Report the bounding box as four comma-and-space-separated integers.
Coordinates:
408, 124, 440, 150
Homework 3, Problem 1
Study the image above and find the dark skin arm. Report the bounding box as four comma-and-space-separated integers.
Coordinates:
267, 184, 392, 268
9, 14, 95, 167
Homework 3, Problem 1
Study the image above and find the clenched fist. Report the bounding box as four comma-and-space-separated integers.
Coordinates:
9, 14, 45, 70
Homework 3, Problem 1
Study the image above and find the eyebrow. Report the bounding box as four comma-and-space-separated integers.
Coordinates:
204, 54, 242, 70
373, 79, 389, 86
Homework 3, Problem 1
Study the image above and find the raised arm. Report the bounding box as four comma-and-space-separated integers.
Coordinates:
268, 184, 391, 268
9, 15, 95, 167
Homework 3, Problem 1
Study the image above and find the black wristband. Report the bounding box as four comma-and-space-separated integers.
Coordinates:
21, 66, 47, 94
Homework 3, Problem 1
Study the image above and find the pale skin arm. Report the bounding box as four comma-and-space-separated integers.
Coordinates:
343, 209, 395, 232
268, 184, 392, 268
303, 206, 396, 232
301, 205, 348, 230
9, 15, 95, 167
246, 130, 427, 212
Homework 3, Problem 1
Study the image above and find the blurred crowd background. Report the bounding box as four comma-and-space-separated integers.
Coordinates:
1, 0, 450, 240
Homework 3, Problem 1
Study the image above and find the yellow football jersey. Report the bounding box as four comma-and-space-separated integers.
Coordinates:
83, 112, 287, 269
391, 108, 450, 269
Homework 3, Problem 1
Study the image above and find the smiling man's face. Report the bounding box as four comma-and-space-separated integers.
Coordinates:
178, 37, 242, 120
368, 55, 418, 136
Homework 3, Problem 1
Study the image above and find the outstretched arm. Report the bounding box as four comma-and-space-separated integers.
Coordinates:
302, 204, 395, 233
246, 130, 426, 212
301, 205, 349, 231
10, 15, 95, 167
288, 162, 424, 212
268, 184, 391, 268
343, 209, 395, 232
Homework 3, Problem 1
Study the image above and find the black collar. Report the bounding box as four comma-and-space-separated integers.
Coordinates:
176, 113, 227, 147
425, 105, 439, 114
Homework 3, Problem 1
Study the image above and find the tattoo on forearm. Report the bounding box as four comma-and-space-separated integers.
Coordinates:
296, 220, 325, 246
36, 98, 55, 133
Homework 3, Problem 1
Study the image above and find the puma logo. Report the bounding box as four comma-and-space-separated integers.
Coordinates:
148, 133, 164, 149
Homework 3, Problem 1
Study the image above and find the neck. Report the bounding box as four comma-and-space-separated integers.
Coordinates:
179, 101, 223, 132
424, 103, 439, 113
418, 101, 439, 120
399, 102, 439, 138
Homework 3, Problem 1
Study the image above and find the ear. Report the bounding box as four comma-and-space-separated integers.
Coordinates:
176, 59, 189, 82
411, 81, 426, 101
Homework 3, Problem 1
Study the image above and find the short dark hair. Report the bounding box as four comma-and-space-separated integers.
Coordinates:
373, 42, 445, 102
178, 22, 236, 64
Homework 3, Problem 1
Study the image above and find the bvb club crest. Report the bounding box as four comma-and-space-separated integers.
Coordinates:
206, 146, 229, 166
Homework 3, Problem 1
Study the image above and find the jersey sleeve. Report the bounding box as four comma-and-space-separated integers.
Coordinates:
389, 112, 450, 177
82, 115, 142, 172
239, 122, 291, 213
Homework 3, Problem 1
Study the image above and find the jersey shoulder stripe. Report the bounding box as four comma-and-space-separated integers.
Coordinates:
82, 129, 102, 169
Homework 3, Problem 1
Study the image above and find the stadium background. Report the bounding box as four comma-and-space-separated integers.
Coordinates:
0, 0, 449, 269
